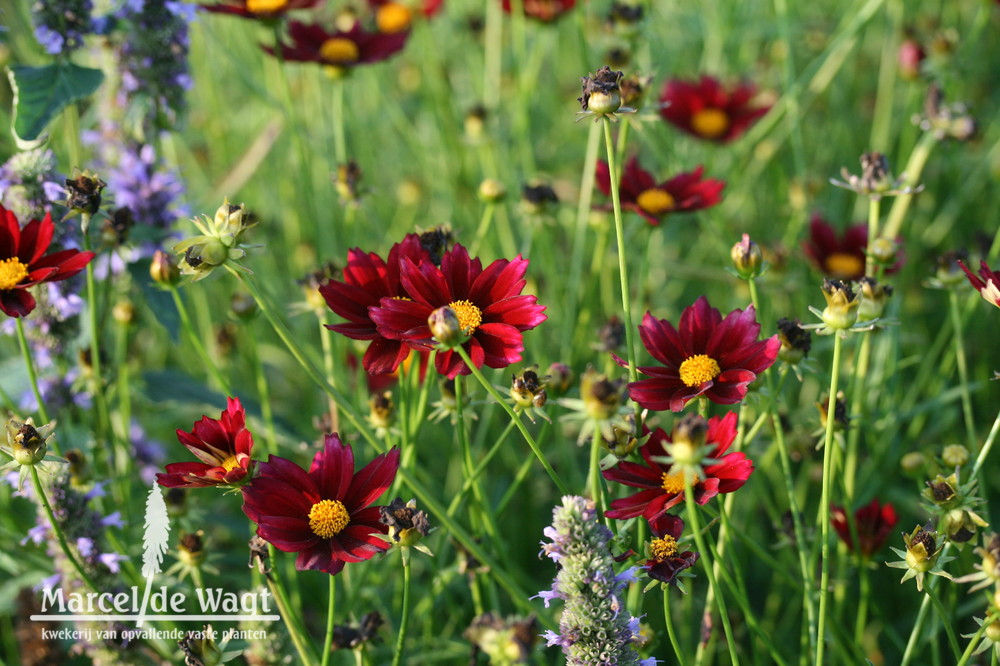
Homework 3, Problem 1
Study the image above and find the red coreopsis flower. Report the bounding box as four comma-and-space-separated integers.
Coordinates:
595, 157, 725, 226
370, 244, 547, 379
0, 204, 95, 318
803, 214, 868, 281
603, 412, 751, 522
368, 0, 443, 33
659, 75, 771, 143
157, 397, 256, 488
621, 296, 780, 413
501, 0, 575, 21
241, 434, 399, 574
959, 260, 1000, 309
644, 512, 699, 586
264, 21, 409, 72
320, 235, 431, 374
831, 498, 898, 558
201, 0, 320, 20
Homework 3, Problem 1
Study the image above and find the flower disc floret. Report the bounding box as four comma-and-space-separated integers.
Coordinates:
690, 108, 729, 139
678, 354, 721, 387
649, 535, 678, 560
0, 257, 29, 290
309, 499, 351, 537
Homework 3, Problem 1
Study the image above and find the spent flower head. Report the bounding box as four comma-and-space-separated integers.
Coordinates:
577, 66, 635, 122
830, 151, 922, 201
558, 367, 630, 445
174, 199, 257, 281
378, 497, 433, 561
916, 84, 977, 142
886, 524, 954, 591
508, 367, 550, 424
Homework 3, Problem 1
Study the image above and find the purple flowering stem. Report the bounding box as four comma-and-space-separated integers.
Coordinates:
29, 465, 98, 592
15, 318, 52, 432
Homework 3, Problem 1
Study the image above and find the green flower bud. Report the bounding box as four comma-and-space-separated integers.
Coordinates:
5, 419, 54, 466
730, 233, 764, 279
941, 444, 969, 468
857, 277, 893, 322
478, 178, 507, 203
150, 249, 181, 286
820, 279, 860, 330
428, 306, 464, 348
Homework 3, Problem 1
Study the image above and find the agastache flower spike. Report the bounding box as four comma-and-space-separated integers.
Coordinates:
535, 496, 656, 666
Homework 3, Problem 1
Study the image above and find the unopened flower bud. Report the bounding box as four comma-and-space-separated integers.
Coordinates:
214, 200, 248, 238
820, 279, 859, 330
112, 300, 136, 325
369, 391, 394, 430
730, 233, 763, 279
669, 414, 708, 468
478, 178, 507, 203
150, 249, 180, 286
178, 531, 206, 568
941, 444, 969, 468
581, 368, 625, 420
464, 105, 487, 144
869, 237, 898, 266
898, 38, 925, 80
900, 451, 927, 475
428, 306, 463, 347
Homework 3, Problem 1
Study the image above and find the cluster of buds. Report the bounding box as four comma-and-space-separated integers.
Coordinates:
921, 469, 988, 545
830, 151, 921, 201
174, 199, 257, 281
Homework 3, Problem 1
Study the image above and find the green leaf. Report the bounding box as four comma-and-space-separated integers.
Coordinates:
6, 63, 104, 146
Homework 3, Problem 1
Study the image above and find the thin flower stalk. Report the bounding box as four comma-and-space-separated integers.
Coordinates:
454, 344, 570, 495
170, 285, 231, 396
263, 562, 319, 665
924, 583, 960, 660
454, 376, 503, 548
82, 220, 112, 453
563, 121, 602, 353
956, 610, 996, 666
321, 576, 336, 666
390, 558, 411, 666
601, 116, 640, 397
30, 465, 98, 593
815, 332, 843, 666
948, 289, 977, 451
662, 590, 684, 663
446, 420, 518, 518
683, 475, 740, 666
15, 318, 51, 429
882, 130, 938, 239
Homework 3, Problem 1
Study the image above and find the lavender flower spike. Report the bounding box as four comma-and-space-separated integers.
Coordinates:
535, 495, 658, 666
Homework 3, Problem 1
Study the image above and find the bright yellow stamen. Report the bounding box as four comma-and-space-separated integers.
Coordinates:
447, 300, 483, 335
690, 108, 730, 139
245, 0, 289, 14
376, 2, 413, 33
678, 354, 721, 387
649, 535, 679, 561
0, 257, 29, 290
662, 469, 698, 495
824, 252, 864, 280
308, 499, 350, 538
636, 188, 676, 216
220, 455, 241, 472
320, 38, 361, 65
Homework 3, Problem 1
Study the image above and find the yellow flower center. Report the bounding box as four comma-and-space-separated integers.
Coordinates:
661, 469, 697, 495
649, 535, 679, 561
824, 252, 865, 280
308, 499, 351, 538
636, 188, 676, 216
320, 38, 361, 65
690, 108, 730, 139
245, 0, 288, 14
377, 2, 413, 33
0, 257, 29, 290
678, 354, 721, 387
220, 455, 241, 472
447, 300, 483, 335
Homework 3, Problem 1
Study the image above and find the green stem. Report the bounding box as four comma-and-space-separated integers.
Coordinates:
82, 225, 112, 449
816, 333, 844, 666
663, 588, 685, 664
948, 290, 978, 451
453, 345, 569, 495
470, 202, 496, 257
390, 557, 411, 666
924, 585, 961, 661
332, 80, 347, 164
956, 615, 992, 666
30, 465, 98, 592
446, 419, 516, 517
882, 132, 938, 239
169, 286, 231, 395
602, 117, 639, 388
321, 574, 336, 666
246, 325, 278, 455
866, 197, 880, 277
684, 477, 739, 666
264, 566, 318, 666
563, 120, 602, 354
854, 565, 870, 648
15, 318, 51, 430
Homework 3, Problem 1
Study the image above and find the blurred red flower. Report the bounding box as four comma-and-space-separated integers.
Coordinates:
831, 498, 898, 557
644, 512, 699, 586
803, 214, 868, 281
501, 0, 575, 21
595, 157, 725, 225
201, 0, 320, 20
264, 21, 409, 70
659, 75, 770, 143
